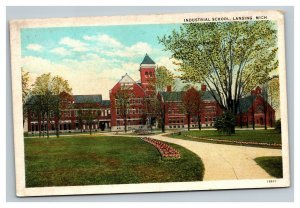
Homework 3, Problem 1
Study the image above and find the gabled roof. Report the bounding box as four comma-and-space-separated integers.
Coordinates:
140, 53, 155, 65
73, 95, 102, 104
237, 95, 256, 113
159, 91, 216, 102
118, 73, 135, 84
202, 91, 217, 101
160, 91, 183, 102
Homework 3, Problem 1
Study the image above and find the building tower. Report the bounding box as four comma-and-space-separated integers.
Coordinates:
139, 54, 156, 92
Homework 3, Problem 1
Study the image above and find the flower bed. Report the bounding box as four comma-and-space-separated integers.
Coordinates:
141, 137, 181, 159
185, 135, 282, 148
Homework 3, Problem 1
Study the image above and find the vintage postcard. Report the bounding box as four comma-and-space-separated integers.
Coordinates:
10, 10, 290, 197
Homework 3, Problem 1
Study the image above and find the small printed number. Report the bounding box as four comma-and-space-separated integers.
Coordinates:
267, 179, 276, 183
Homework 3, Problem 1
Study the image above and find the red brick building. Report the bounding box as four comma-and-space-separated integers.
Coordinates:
159, 86, 223, 129
26, 93, 111, 134
109, 54, 156, 131
25, 54, 276, 133
236, 86, 276, 128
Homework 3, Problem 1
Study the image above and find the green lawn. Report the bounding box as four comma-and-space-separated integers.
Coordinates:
25, 135, 204, 187
255, 156, 283, 178
167, 130, 282, 148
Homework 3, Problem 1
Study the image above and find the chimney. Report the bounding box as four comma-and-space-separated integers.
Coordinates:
251, 86, 262, 95
167, 85, 172, 92
201, 84, 206, 92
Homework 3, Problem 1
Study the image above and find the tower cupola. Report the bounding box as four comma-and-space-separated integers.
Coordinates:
139, 54, 156, 90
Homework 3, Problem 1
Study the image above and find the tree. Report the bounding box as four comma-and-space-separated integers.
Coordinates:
251, 95, 255, 130
159, 21, 278, 133
114, 85, 134, 133
155, 66, 175, 92
261, 75, 279, 129
214, 111, 236, 135
22, 68, 31, 127
261, 85, 269, 130
77, 101, 99, 135
31, 73, 72, 138
181, 87, 202, 131
145, 66, 176, 133
143, 95, 161, 131
268, 76, 280, 127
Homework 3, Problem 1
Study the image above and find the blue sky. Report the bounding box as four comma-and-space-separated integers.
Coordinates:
21, 23, 182, 99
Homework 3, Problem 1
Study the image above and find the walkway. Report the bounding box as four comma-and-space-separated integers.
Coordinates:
150, 134, 282, 181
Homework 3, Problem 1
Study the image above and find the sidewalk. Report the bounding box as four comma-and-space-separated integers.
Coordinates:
150, 134, 282, 181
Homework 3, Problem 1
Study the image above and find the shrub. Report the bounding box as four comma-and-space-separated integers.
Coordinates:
214, 110, 236, 135
275, 119, 281, 133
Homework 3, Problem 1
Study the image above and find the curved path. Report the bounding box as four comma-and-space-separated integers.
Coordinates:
150, 134, 282, 181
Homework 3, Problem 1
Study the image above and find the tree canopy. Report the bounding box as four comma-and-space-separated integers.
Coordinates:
29, 73, 72, 138
159, 21, 278, 114
155, 66, 175, 92
181, 87, 202, 130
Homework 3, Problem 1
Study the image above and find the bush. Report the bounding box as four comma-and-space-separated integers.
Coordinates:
275, 119, 281, 133
214, 111, 236, 135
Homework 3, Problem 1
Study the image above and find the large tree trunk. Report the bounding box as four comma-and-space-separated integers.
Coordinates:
162, 104, 166, 133
149, 117, 153, 132
252, 104, 255, 130
43, 115, 45, 138
198, 113, 201, 130
46, 111, 50, 139
187, 113, 190, 131
124, 114, 127, 133
89, 123, 92, 135
246, 114, 249, 128
264, 109, 267, 130
55, 117, 60, 138
38, 113, 41, 138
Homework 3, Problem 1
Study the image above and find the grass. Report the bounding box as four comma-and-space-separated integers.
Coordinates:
24, 135, 204, 187
254, 156, 283, 178
167, 129, 282, 148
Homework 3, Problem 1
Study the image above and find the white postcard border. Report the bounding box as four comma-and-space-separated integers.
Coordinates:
9, 10, 290, 197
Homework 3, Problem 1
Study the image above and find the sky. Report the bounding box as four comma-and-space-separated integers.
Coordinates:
21, 23, 182, 99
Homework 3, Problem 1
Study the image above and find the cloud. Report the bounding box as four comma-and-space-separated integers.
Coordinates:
21, 54, 148, 99
59, 37, 89, 52
103, 42, 153, 58
50, 47, 71, 56
83, 34, 122, 48
26, 44, 43, 51
83, 33, 153, 58
156, 56, 179, 74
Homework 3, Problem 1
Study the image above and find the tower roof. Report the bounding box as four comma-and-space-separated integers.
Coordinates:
140, 53, 155, 65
